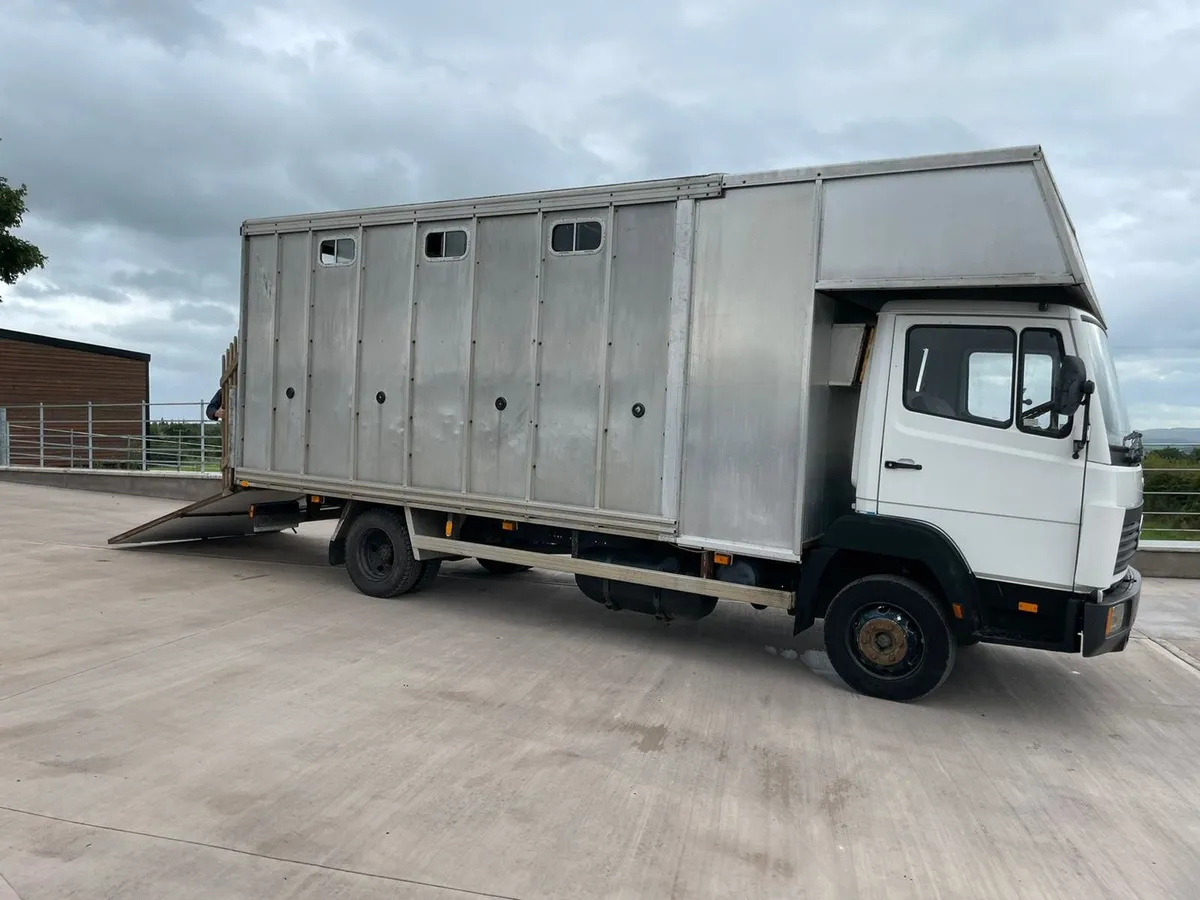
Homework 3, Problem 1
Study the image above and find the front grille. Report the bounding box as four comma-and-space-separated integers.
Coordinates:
1114, 504, 1142, 574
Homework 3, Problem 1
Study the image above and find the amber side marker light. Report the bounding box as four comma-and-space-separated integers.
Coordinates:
1018, 601, 1039, 614
713, 553, 732, 566
1106, 604, 1128, 636
502, 521, 517, 532
951, 603, 964, 620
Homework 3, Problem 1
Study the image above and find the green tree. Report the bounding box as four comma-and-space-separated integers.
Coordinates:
0, 152, 48, 301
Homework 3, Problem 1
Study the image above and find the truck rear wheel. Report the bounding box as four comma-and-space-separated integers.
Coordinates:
477, 558, 531, 576
823, 574, 956, 702
345, 508, 422, 598
411, 559, 442, 593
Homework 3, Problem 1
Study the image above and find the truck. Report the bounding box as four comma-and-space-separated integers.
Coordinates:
111, 145, 1144, 702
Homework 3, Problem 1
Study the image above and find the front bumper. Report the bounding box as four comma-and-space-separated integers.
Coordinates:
1081, 566, 1141, 657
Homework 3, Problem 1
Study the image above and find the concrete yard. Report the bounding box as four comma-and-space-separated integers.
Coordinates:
1, 482, 1198, 900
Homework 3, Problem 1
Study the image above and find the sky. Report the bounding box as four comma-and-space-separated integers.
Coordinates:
1, 0, 1197, 428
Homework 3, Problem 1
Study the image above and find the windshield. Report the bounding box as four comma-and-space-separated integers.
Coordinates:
1076, 319, 1134, 452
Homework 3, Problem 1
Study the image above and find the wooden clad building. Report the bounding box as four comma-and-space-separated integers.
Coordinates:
0, 329, 151, 467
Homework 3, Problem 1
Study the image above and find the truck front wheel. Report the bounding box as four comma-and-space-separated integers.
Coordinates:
823, 574, 956, 702
345, 508, 422, 598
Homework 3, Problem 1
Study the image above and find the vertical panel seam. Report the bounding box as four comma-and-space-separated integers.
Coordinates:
792, 179, 824, 554
593, 203, 617, 508
267, 232, 283, 472
402, 223, 420, 488
349, 224, 366, 481
301, 230, 316, 476
461, 215, 481, 494
525, 210, 546, 502
234, 230, 251, 472
663, 198, 696, 525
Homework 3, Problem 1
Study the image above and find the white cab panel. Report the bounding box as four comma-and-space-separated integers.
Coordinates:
874, 312, 1086, 589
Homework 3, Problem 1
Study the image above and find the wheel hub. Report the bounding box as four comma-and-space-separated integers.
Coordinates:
857, 617, 908, 666
361, 529, 395, 577
848, 604, 925, 679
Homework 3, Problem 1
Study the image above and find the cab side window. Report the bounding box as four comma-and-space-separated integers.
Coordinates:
1018, 328, 1072, 438
904, 325, 1015, 428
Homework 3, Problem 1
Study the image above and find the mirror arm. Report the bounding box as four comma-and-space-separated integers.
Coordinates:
1072, 381, 1095, 460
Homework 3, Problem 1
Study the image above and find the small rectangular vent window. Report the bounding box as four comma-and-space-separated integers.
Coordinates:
318, 237, 356, 267
425, 229, 469, 260
551, 220, 603, 254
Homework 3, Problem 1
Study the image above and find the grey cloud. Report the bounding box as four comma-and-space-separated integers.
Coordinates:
110, 267, 216, 300
6, 273, 128, 307
48, 0, 224, 49
170, 300, 236, 328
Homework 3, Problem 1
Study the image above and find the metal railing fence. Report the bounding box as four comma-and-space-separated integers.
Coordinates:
0, 401, 222, 473
1141, 440, 1200, 541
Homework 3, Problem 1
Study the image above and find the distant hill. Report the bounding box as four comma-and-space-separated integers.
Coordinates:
1142, 428, 1200, 449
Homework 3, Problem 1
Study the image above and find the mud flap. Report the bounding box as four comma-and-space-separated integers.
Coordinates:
107, 488, 306, 546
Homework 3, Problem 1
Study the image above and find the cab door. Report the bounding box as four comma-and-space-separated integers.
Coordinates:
875, 315, 1086, 590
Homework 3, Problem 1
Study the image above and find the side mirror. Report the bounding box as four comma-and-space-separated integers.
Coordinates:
1054, 355, 1092, 416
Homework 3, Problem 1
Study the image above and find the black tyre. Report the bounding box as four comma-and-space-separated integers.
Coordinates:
344, 507, 421, 598
477, 558, 531, 576
957, 633, 982, 648
410, 559, 443, 593
823, 574, 956, 702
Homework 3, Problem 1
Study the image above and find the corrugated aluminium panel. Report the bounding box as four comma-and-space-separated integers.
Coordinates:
679, 182, 818, 554
355, 224, 415, 485
600, 201, 676, 516
306, 229, 359, 479
467, 214, 539, 499
409, 219, 473, 492
816, 163, 1070, 285
239, 234, 276, 471
271, 232, 310, 474
531, 206, 610, 508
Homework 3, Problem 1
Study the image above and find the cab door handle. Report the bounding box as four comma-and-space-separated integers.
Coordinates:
885, 459, 922, 470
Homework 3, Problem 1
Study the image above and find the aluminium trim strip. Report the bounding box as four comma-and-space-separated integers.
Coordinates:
243, 179, 725, 236
721, 146, 1044, 189
411, 535, 795, 611
815, 273, 1077, 291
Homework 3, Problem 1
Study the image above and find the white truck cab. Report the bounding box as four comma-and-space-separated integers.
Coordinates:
834, 298, 1142, 680
856, 300, 1141, 589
